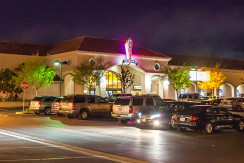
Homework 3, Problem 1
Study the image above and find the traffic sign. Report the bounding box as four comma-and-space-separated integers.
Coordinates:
21, 81, 29, 90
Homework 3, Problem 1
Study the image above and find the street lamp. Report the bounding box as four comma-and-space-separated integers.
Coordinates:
54, 60, 70, 96
191, 67, 198, 93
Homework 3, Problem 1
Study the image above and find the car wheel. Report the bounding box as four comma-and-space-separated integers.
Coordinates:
236, 106, 241, 111
79, 110, 89, 120
44, 108, 51, 115
204, 122, 214, 134
120, 119, 128, 124
177, 127, 186, 132
236, 121, 244, 132
67, 114, 74, 119
56, 113, 61, 116
35, 112, 40, 115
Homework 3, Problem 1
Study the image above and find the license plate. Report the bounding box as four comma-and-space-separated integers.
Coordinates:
141, 119, 146, 122
118, 108, 122, 112
180, 118, 185, 121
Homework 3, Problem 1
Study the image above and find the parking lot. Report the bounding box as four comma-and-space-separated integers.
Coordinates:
0, 108, 243, 163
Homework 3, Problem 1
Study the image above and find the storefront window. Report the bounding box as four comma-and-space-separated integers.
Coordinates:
106, 71, 122, 94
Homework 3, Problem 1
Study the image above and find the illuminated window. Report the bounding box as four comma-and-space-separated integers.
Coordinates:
106, 71, 121, 90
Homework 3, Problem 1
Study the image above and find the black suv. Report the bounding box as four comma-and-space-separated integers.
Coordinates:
172, 105, 244, 134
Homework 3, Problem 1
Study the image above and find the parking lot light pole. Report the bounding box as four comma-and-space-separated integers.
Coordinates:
54, 60, 69, 97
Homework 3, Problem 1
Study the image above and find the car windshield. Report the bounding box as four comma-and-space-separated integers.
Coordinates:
114, 98, 130, 105
32, 97, 43, 101
108, 95, 118, 102
180, 106, 205, 114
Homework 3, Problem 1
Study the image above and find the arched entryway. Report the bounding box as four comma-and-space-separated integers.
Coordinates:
219, 83, 234, 97
64, 74, 74, 95
106, 64, 145, 96
237, 84, 244, 98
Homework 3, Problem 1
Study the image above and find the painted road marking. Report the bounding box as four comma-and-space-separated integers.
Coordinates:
0, 129, 148, 163
0, 156, 104, 162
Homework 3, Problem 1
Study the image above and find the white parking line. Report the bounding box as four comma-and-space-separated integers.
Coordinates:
0, 129, 148, 163
0, 156, 103, 162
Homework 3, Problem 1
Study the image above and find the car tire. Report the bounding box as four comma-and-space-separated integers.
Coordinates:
236, 121, 244, 132
35, 112, 40, 115
56, 113, 61, 116
44, 107, 51, 115
120, 119, 128, 124
236, 106, 241, 112
177, 127, 186, 132
79, 110, 89, 120
203, 122, 214, 134
67, 114, 74, 119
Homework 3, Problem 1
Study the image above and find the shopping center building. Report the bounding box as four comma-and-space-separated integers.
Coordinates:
0, 36, 243, 99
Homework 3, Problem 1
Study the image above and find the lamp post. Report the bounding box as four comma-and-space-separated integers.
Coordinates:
191, 67, 198, 93
54, 60, 70, 96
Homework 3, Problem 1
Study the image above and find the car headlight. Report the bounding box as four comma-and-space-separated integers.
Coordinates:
154, 120, 160, 126
138, 112, 142, 118
151, 114, 161, 119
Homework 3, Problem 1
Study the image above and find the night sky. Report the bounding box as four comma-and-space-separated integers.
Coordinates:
1, 0, 244, 59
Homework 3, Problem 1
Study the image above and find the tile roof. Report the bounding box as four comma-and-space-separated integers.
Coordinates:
0, 36, 170, 59
0, 41, 49, 56
47, 36, 171, 58
168, 54, 244, 70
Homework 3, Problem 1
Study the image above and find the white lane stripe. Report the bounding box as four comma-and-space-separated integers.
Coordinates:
0, 156, 104, 162
0, 146, 55, 150
0, 129, 148, 163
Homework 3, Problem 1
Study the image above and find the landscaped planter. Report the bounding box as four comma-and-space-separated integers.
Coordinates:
0, 102, 29, 108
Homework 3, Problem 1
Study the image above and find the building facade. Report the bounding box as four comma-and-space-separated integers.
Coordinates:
0, 36, 243, 100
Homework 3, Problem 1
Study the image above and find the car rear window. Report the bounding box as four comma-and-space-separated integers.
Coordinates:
146, 98, 154, 106
133, 98, 143, 106
114, 98, 130, 105
54, 98, 63, 102
63, 96, 74, 102
32, 97, 43, 101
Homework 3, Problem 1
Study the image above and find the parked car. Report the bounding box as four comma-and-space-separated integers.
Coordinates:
232, 98, 244, 111
201, 98, 223, 106
29, 96, 57, 115
178, 93, 203, 102
107, 93, 132, 103
136, 101, 200, 129
219, 98, 236, 110
111, 94, 164, 123
59, 95, 112, 119
51, 97, 64, 116
172, 105, 244, 134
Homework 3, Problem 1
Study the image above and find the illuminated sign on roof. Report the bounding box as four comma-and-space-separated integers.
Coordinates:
122, 38, 138, 66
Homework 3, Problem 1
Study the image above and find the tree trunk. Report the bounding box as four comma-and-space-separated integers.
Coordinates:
175, 89, 178, 101
211, 89, 214, 99
36, 90, 38, 96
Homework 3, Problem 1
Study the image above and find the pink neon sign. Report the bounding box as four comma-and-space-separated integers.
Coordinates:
125, 38, 133, 60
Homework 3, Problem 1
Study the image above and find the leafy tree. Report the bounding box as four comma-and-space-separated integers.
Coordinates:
119, 66, 135, 93
73, 55, 110, 95
197, 67, 226, 98
159, 65, 192, 100
0, 68, 22, 101
12, 58, 56, 96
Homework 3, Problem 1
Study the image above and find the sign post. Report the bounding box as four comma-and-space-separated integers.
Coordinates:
21, 81, 29, 112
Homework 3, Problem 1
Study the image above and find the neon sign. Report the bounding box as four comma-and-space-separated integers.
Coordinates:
122, 38, 138, 65
125, 38, 133, 60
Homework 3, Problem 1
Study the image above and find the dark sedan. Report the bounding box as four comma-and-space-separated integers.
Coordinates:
172, 105, 244, 134
136, 101, 200, 130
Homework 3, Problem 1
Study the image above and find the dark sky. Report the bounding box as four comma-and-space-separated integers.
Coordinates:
1, 0, 244, 59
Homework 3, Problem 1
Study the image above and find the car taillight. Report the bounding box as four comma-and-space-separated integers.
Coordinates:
38, 101, 41, 105
129, 106, 133, 113
72, 103, 76, 110
172, 114, 177, 120
229, 102, 233, 105
188, 116, 198, 121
